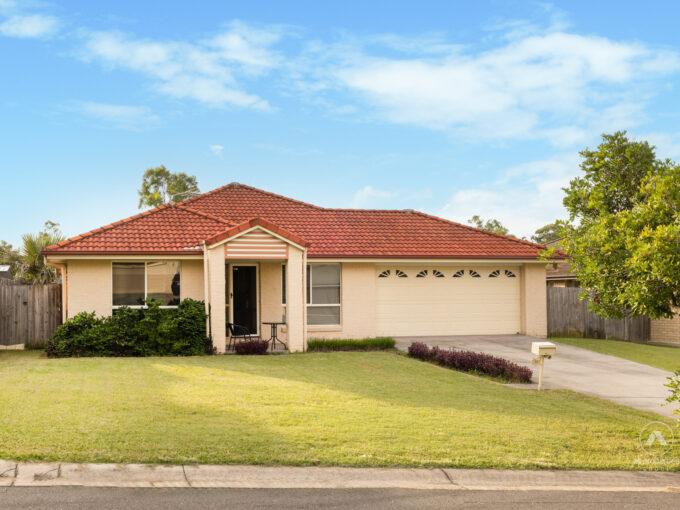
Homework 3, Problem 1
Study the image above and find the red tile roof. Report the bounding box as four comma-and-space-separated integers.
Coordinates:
43, 183, 554, 259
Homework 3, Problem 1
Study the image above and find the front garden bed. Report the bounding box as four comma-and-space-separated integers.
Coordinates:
46, 299, 211, 357
407, 342, 533, 383
307, 337, 395, 352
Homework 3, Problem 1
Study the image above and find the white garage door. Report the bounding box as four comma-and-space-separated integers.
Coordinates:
375, 266, 521, 336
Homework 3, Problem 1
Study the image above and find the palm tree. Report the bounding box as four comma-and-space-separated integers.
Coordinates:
20, 221, 64, 284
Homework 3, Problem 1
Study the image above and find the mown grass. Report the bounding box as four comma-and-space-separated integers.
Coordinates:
0, 350, 674, 469
307, 337, 395, 351
553, 337, 680, 373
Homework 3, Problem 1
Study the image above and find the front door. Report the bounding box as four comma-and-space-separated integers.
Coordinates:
232, 265, 257, 335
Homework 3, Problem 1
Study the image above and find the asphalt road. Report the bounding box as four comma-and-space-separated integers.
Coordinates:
2, 487, 679, 509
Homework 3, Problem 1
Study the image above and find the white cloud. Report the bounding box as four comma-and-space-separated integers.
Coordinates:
70, 101, 159, 129
320, 31, 679, 146
349, 185, 396, 208
437, 154, 580, 238
79, 21, 287, 110
210, 144, 224, 155
0, 13, 58, 38
208, 20, 284, 71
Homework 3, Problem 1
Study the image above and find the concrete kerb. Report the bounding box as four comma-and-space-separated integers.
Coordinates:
1, 461, 680, 491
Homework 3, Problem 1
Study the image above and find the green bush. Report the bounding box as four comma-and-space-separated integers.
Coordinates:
46, 299, 212, 358
307, 337, 395, 352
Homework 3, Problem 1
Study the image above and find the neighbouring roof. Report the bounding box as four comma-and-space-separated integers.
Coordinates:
43, 183, 559, 259
544, 238, 575, 280
0, 265, 11, 272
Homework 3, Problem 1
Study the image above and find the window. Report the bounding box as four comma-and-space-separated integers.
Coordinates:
432, 269, 444, 278
112, 263, 145, 306
307, 264, 341, 325
489, 270, 501, 278
112, 261, 180, 308
452, 269, 464, 278
283, 263, 341, 325
378, 269, 391, 278
505, 270, 516, 278
469, 270, 481, 278
416, 269, 428, 278
395, 269, 408, 278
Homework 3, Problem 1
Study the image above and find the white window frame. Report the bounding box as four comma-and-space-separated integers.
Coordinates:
111, 261, 181, 310
306, 263, 341, 326
282, 263, 342, 326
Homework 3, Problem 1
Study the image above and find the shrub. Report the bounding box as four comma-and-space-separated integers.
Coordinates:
407, 342, 431, 360
407, 342, 533, 383
46, 299, 211, 358
234, 339, 269, 355
307, 337, 396, 352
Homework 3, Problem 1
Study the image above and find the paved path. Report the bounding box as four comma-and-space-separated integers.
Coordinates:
1, 461, 679, 491
4, 487, 680, 509
395, 335, 679, 417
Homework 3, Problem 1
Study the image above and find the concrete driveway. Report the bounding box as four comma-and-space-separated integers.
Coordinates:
395, 335, 679, 417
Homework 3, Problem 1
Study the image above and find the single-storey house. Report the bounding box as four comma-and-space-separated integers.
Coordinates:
43, 183, 554, 352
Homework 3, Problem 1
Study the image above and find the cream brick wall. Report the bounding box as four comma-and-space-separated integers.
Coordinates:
308, 262, 377, 339
66, 259, 204, 320
651, 313, 680, 344
285, 247, 307, 352
520, 263, 547, 338
66, 260, 112, 318
180, 260, 205, 301
206, 247, 227, 353
64, 257, 549, 344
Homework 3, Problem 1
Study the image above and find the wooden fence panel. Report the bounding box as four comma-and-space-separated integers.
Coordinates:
0, 284, 62, 347
547, 286, 650, 342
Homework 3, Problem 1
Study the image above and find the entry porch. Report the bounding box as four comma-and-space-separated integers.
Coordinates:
203, 218, 308, 353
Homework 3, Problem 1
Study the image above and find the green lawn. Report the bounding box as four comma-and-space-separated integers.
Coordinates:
0, 350, 674, 469
552, 337, 680, 373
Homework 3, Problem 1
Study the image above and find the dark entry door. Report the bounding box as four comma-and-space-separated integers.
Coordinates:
232, 266, 257, 335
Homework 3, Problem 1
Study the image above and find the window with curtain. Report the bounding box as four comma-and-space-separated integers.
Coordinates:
281, 263, 341, 325
112, 261, 180, 308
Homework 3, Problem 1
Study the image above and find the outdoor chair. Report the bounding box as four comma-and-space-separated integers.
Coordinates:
226, 323, 262, 351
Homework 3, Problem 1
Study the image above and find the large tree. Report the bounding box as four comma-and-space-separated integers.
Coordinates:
0, 240, 21, 277
20, 221, 65, 284
467, 215, 512, 236
560, 131, 679, 319
138, 165, 200, 209
531, 221, 566, 244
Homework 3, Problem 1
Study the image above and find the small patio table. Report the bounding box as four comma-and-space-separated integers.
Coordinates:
262, 321, 286, 351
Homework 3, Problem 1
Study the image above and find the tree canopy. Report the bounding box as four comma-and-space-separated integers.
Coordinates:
0, 240, 21, 276
138, 165, 200, 209
467, 215, 513, 236
531, 222, 564, 244
19, 221, 65, 284
560, 131, 680, 319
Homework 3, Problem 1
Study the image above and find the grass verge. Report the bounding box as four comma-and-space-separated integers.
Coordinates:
552, 337, 680, 373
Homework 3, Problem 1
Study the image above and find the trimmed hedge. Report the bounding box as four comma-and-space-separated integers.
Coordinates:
407, 342, 533, 383
234, 339, 270, 355
46, 299, 212, 357
307, 337, 396, 352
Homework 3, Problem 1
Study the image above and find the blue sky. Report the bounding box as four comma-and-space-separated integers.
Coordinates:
2, 0, 680, 247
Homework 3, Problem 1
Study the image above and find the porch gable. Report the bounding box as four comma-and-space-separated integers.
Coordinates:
225, 228, 288, 260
